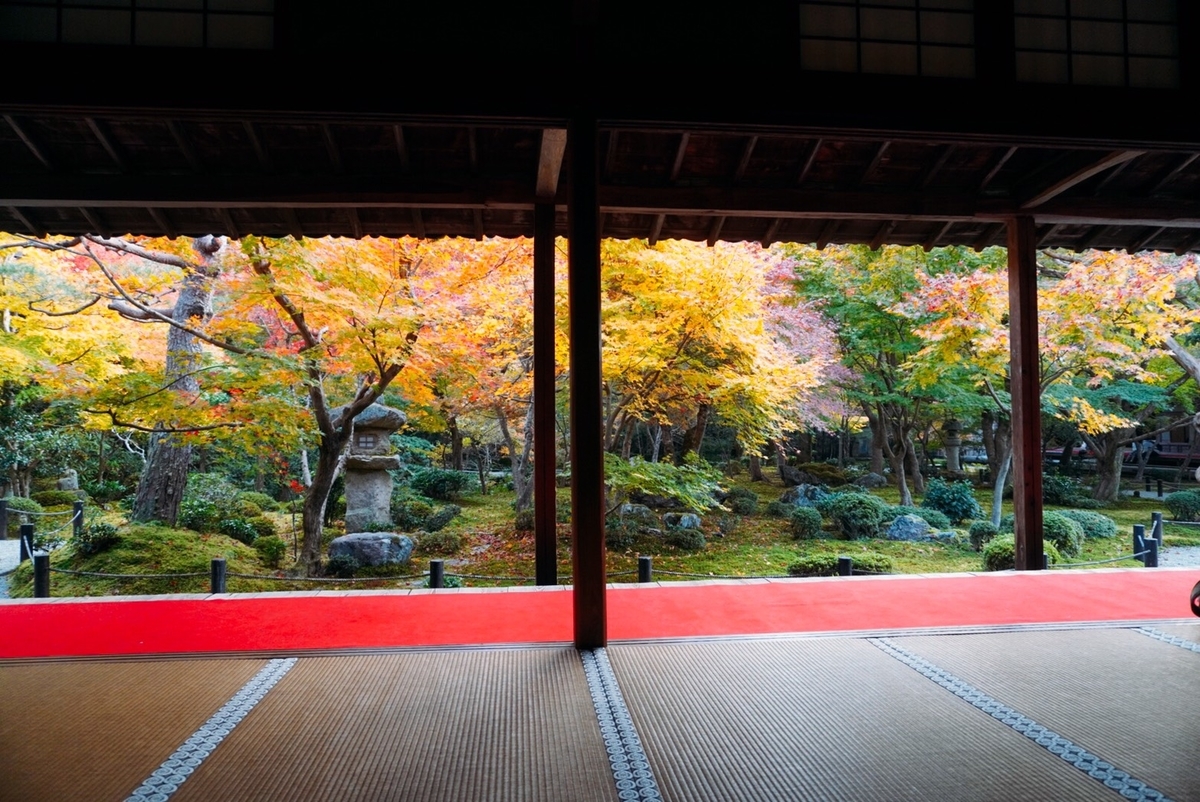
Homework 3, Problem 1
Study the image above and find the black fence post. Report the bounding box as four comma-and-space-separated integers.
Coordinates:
1133, 524, 1146, 562
33, 552, 50, 598
429, 559, 444, 588
19, 523, 33, 563
73, 501, 84, 539
1145, 478, 1152, 493
837, 556, 853, 577
637, 555, 653, 583
210, 558, 227, 594
0, 498, 7, 540
1151, 512, 1164, 546
1157, 479, 1164, 497
1145, 537, 1159, 568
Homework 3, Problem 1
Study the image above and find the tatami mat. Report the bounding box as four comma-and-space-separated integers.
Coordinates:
0, 659, 266, 802
170, 647, 617, 802
893, 628, 1200, 801
606, 638, 1107, 801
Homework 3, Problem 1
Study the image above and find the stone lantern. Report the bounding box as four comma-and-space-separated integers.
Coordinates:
943, 418, 963, 474
338, 402, 406, 532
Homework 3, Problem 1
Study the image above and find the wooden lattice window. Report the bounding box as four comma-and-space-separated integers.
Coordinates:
0, 0, 274, 48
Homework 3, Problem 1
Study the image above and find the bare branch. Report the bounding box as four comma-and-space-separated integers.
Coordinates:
84, 409, 243, 433
251, 252, 320, 351
82, 235, 198, 271
28, 294, 102, 316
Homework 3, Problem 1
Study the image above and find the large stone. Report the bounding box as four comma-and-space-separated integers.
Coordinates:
887, 514, 931, 542
778, 464, 804, 487
344, 470, 395, 531
617, 503, 658, 529
345, 454, 403, 472
779, 484, 827, 508
329, 532, 414, 566
56, 469, 79, 491
854, 472, 888, 489
663, 512, 702, 530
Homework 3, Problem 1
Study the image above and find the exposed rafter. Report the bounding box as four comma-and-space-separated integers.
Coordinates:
669, 133, 689, 182
1128, 226, 1166, 253
243, 121, 273, 173
321, 124, 344, 174
861, 141, 891, 184
918, 144, 955, 189
972, 223, 1002, 251
706, 216, 725, 246
86, 117, 127, 172
7, 206, 41, 235
468, 127, 478, 175
733, 135, 758, 184
218, 208, 240, 239
979, 146, 1017, 190
1036, 223, 1061, 247
1148, 153, 1199, 195
473, 208, 484, 240
922, 220, 954, 251
536, 128, 567, 200
147, 207, 176, 238
1019, 150, 1144, 209
166, 120, 202, 173
815, 219, 839, 249
797, 139, 822, 184
77, 207, 109, 237
761, 218, 782, 247
5, 115, 54, 171
393, 124, 411, 172
648, 214, 664, 246
869, 220, 897, 250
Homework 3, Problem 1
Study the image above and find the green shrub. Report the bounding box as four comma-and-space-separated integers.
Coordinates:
787, 552, 893, 577
514, 509, 535, 531
416, 529, 464, 556
179, 498, 221, 532
185, 473, 241, 506
727, 487, 759, 515
556, 496, 572, 523
605, 519, 638, 551
1042, 473, 1093, 506
237, 491, 279, 513
1165, 490, 1200, 521
983, 535, 1061, 571
424, 504, 461, 533
1057, 509, 1117, 539
888, 505, 951, 530
2, 496, 44, 537
217, 517, 259, 545
424, 573, 463, 588
254, 535, 287, 568
823, 493, 890, 540
74, 522, 120, 556
789, 507, 823, 539
232, 499, 262, 518
795, 462, 849, 486
663, 527, 705, 551
765, 500, 793, 518
81, 479, 128, 503
325, 554, 359, 578
357, 519, 395, 532
31, 490, 80, 507
968, 520, 998, 551
921, 478, 982, 524
392, 496, 436, 531
1042, 512, 1084, 558
410, 468, 471, 500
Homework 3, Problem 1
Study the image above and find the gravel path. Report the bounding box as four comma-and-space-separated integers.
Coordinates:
1156, 545, 1200, 568
0, 539, 20, 598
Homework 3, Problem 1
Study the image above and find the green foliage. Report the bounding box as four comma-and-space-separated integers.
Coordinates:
1165, 490, 1200, 521
605, 519, 638, 551
410, 468, 471, 500
727, 487, 759, 515
425, 504, 461, 533
391, 495, 436, 531
236, 491, 279, 513
1042, 474, 1093, 506
178, 498, 220, 532
556, 495, 572, 523
74, 522, 120, 556
982, 535, 1061, 571
968, 520, 998, 551
81, 478, 130, 504
822, 493, 890, 540
3, 496, 44, 536
789, 507, 823, 539
765, 500, 793, 518
180, 473, 243, 532
416, 529, 464, 556
1042, 512, 1084, 557
795, 462, 849, 486
357, 519, 395, 533
888, 505, 951, 530
1056, 509, 1117, 539
31, 490, 80, 507
325, 554, 359, 578
921, 479, 982, 524
663, 526, 706, 551
514, 509, 535, 531
218, 517, 259, 545
424, 573, 464, 588
787, 552, 893, 577
605, 453, 724, 514
254, 535, 287, 568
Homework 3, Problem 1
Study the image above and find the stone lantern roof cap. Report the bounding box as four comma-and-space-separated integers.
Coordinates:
335, 402, 407, 432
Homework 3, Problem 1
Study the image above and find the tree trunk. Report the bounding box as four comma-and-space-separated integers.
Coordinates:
498, 401, 536, 512
649, 422, 663, 463
749, 453, 764, 482
300, 430, 348, 574
679, 403, 710, 461
1091, 440, 1126, 502
905, 432, 926, 494
448, 416, 464, 472
865, 412, 885, 474
991, 450, 1012, 528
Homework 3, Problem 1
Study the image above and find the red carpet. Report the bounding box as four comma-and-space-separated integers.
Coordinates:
1, 568, 1196, 659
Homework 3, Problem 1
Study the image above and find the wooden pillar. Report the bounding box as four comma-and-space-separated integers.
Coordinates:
534, 202, 558, 586
1007, 216, 1044, 570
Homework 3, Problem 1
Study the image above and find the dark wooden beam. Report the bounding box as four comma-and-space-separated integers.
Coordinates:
816, 219, 839, 249
473, 208, 484, 240
5, 115, 54, 171
1079, 224, 1110, 251
1035, 223, 1060, 248
218, 208, 240, 239
568, 109, 606, 650
1148, 154, 1199, 195
1020, 150, 1144, 208
918, 144, 955, 189
536, 128, 568, 199
669, 133, 690, 183
1176, 230, 1200, 256
77, 207, 109, 237
1128, 226, 1166, 253
761, 218, 782, 246
166, 120, 202, 173
797, 138, 823, 184
706, 215, 726, 246
923, 220, 954, 251
1091, 158, 1132, 196
7, 206, 41, 235
604, 131, 619, 180
347, 207, 363, 239
85, 117, 128, 173
393, 124, 411, 172
147, 208, 176, 238
283, 207, 304, 238
243, 121, 273, 173
533, 201, 558, 587
973, 222, 1002, 250
468, 127, 478, 175
733, 135, 758, 184
411, 208, 426, 239
321, 123, 344, 174
979, 146, 1017, 190
648, 213, 664, 246
1007, 216, 1044, 571
869, 220, 896, 251
861, 141, 891, 184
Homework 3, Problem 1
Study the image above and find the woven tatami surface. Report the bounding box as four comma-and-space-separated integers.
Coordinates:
0, 658, 267, 802
170, 647, 616, 802
607, 638, 1120, 802
893, 627, 1200, 801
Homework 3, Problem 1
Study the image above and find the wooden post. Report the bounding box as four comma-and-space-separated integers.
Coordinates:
1008, 216, 1044, 570
534, 201, 558, 586
0, 499, 7, 540
73, 500, 84, 539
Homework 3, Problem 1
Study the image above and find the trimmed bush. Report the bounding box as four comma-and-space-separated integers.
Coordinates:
983, 535, 1061, 571
356, 519, 395, 533
1057, 509, 1117, 539
74, 522, 120, 556
247, 516, 276, 539
325, 554, 359, 578
789, 507, 823, 539
765, 500, 793, 518
663, 527, 705, 551
2, 496, 44, 537
392, 496, 436, 531
1042, 511, 1084, 558
416, 529, 464, 556
795, 462, 850, 486
237, 491, 279, 513
1042, 474, 1093, 506
425, 504, 461, 533
822, 493, 891, 540
888, 505, 951, 531
81, 479, 128, 503
179, 498, 221, 532
727, 487, 759, 515
410, 468, 471, 500
254, 535, 287, 568
514, 509, 535, 532
556, 496, 572, 523
218, 518, 259, 545
787, 552, 892, 577
31, 490, 81, 507
1165, 490, 1200, 522
605, 519, 638, 551
968, 520, 998, 551
921, 479, 982, 524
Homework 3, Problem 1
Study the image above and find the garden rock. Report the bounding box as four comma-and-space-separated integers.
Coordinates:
56, 469, 79, 491
778, 465, 804, 486
854, 472, 888, 489
618, 504, 658, 529
662, 512, 702, 530
344, 470, 396, 532
329, 532, 414, 566
779, 484, 826, 507
887, 514, 931, 542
